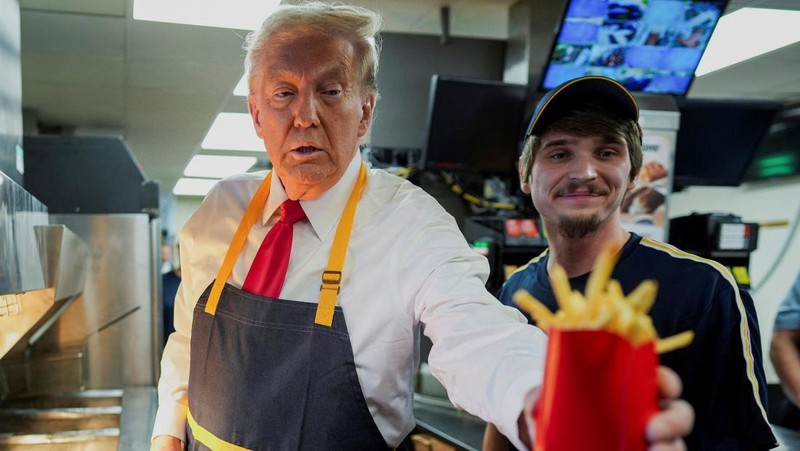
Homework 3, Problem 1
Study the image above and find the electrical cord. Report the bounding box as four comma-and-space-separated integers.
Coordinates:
440, 172, 518, 211
750, 199, 800, 292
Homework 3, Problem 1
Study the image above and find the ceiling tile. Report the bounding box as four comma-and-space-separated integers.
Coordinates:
128, 20, 248, 63
21, 10, 125, 56
21, 0, 126, 17
22, 54, 126, 87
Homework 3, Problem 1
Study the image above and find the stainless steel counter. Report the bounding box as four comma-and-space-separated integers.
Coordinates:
774, 424, 800, 450
110, 389, 800, 451
118, 387, 158, 450
413, 394, 485, 451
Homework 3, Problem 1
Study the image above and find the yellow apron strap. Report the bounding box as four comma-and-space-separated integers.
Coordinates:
205, 172, 273, 315
205, 163, 367, 322
187, 408, 252, 451
315, 163, 367, 326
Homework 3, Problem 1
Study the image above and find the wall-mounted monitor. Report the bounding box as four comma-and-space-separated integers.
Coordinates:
672, 98, 783, 191
422, 76, 528, 176
744, 107, 800, 182
540, 0, 729, 95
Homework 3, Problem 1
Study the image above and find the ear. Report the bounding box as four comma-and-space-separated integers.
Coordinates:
627, 175, 638, 193
357, 93, 377, 138
518, 158, 531, 194
247, 94, 264, 139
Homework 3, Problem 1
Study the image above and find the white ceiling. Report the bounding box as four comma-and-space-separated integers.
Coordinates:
19, 0, 800, 195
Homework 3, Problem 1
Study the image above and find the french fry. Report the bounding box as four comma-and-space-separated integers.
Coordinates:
610, 302, 635, 336
627, 280, 658, 314
513, 290, 555, 330
606, 280, 625, 304
550, 265, 573, 310
513, 241, 694, 354
585, 243, 621, 302
656, 331, 695, 354
567, 291, 587, 317
629, 316, 656, 345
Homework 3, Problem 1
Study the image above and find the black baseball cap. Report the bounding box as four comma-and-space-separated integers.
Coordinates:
525, 76, 639, 138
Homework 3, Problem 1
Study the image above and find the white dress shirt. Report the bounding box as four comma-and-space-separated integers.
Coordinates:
153, 153, 546, 449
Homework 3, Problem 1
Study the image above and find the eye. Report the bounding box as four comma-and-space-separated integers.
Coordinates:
274, 89, 294, 99
321, 88, 342, 97
598, 146, 623, 158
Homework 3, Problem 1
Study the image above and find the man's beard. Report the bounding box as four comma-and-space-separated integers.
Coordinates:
556, 213, 602, 238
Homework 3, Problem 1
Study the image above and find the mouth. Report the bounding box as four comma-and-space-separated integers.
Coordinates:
556, 182, 608, 198
558, 189, 605, 199
559, 193, 602, 202
292, 145, 321, 154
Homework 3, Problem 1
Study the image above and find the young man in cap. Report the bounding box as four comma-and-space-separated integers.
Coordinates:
485, 76, 777, 450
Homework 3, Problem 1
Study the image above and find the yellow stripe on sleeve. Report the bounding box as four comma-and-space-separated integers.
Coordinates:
640, 237, 768, 423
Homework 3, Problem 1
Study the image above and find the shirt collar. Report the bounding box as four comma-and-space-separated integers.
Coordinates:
264, 152, 363, 241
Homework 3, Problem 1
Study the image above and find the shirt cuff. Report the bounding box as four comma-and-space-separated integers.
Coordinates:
497, 376, 541, 451
151, 399, 188, 443
775, 309, 800, 330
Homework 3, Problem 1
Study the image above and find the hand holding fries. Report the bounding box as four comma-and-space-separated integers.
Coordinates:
518, 243, 694, 451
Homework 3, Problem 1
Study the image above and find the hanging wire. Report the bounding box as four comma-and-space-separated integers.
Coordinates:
750, 198, 800, 292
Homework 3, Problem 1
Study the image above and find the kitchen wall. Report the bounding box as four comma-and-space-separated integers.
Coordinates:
670, 177, 800, 383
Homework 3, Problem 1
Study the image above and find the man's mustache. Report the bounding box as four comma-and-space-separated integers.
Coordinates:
556, 181, 610, 197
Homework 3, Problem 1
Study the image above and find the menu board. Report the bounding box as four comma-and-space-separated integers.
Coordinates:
621, 129, 674, 241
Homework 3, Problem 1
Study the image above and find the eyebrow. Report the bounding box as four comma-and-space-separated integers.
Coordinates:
541, 135, 624, 149
540, 137, 579, 149
267, 64, 350, 84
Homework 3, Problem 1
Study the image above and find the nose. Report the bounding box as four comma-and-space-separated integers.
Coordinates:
570, 154, 597, 180
293, 91, 320, 128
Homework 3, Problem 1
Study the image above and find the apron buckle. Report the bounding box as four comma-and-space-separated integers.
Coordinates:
320, 270, 342, 294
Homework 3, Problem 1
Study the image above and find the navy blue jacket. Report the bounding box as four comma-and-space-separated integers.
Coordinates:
500, 233, 777, 450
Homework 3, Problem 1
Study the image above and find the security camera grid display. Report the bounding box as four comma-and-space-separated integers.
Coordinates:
542, 0, 728, 95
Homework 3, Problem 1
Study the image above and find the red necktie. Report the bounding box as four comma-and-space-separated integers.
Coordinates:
242, 199, 307, 298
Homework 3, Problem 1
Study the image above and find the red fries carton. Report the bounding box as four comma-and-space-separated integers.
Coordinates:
533, 329, 658, 451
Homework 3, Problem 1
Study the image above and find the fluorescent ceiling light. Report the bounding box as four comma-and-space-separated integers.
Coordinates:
202, 112, 263, 152
133, 0, 279, 30
234, 74, 249, 97
184, 155, 257, 178
696, 8, 800, 76
173, 178, 220, 197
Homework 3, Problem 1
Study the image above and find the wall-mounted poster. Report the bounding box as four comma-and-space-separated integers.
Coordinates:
621, 129, 674, 241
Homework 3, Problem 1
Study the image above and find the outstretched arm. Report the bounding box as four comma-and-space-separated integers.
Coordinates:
772, 328, 800, 406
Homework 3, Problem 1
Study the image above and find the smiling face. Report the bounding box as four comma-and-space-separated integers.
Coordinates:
247, 32, 376, 200
524, 130, 635, 238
